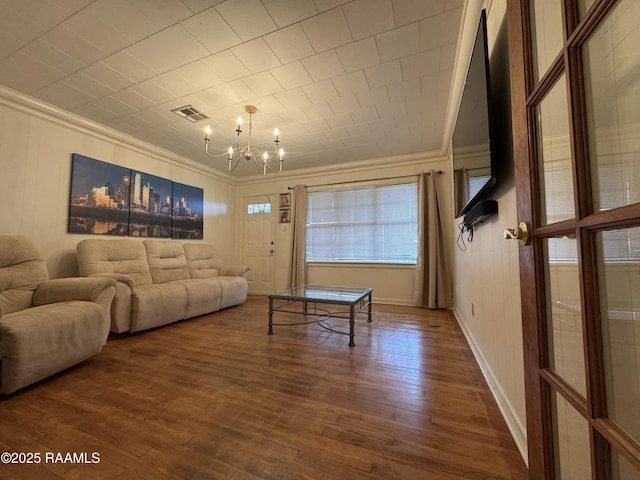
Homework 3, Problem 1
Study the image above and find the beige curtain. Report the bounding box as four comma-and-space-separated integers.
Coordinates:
287, 185, 308, 288
414, 171, 453, 308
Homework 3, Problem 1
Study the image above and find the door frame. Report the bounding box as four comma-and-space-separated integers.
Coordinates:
508, 0, 640, 477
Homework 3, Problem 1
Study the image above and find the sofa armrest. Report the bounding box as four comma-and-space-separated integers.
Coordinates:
220, 265, 251, 278
34, 277, 117, 312
89, 272, 136, 289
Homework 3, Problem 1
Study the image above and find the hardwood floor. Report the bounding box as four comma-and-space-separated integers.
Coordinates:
0, 295, 527, 479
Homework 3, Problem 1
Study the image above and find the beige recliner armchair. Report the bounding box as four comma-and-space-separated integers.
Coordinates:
0, 236, 116, 394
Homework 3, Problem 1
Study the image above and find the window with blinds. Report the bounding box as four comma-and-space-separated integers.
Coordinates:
306, 183, 418, 263
546, 160, 640, 263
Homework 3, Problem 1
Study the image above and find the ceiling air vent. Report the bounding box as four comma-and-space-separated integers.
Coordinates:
171, 105, 209, 123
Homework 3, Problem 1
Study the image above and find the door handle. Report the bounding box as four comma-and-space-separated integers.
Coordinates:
504, 221, 530, 245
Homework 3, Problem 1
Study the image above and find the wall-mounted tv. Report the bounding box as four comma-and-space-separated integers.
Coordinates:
453, 10, 497, 218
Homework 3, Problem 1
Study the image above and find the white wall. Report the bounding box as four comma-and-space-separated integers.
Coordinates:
0, 87, 237, 278
449, 0, 527, 462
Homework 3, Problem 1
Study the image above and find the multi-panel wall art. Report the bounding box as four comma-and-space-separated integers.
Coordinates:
68, 153, 203, 239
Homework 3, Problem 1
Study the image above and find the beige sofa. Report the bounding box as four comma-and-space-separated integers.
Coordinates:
0, 236, 116, 394
76, 239, 249, 333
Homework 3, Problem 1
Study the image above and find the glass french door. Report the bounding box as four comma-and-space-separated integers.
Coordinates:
507, 0, 640, 478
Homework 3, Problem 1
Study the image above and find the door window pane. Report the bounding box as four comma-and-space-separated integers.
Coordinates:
545, 237, 586, 396
536, 74, 576, 224
552, 390, 592, 479
597, 227, 640, 445
530, 0, 564, 81
611, 447, 640, 479
583, 0, 640, 211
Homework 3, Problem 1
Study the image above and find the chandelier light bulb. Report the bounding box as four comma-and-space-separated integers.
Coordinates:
237, 115, 243, 126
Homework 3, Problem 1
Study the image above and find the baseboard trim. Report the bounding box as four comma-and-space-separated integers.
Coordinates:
452, 306, 529, 466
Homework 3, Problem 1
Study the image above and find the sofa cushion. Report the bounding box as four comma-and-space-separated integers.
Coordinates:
130, 283, 188, 332
77, 239, 152, 286
144, 240, 190, 284
174, 278, 222, 318
183, 244, 223, 278
0, 236, 48, 314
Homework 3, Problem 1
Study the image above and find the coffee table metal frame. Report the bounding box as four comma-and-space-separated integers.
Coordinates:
268, 285, 373, 346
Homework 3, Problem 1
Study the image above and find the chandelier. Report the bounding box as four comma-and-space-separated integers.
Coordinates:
203, 105, 284, 175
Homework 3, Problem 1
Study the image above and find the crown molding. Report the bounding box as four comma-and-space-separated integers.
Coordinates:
0, 85, 239, 186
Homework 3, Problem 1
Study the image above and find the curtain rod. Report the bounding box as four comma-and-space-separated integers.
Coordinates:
288, 171, 443, 190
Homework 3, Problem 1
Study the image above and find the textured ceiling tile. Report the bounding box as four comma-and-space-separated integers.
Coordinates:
354, 86, 389, 109
375, 23, 419, 63
400, 49, 440, 80
327, 93, 360, 115
231, 38, 281, 74
126, 25, 210, 74
86, 0, 162, 42
21, 39, 85, 75
242, 71, 283, 97
301, 80, 339, 103
110, 88, 156, 111
201, 51, 251, 82
182, 0, 227, 14
102, 51, 156, 83
2, 0, 92, 31
274, 88, 312, 107
301, 101, 335, 119
387, 78, 421, 102
301, 50, 345, 82
264, 24, 315, 64
72, 101, 121, 123
336, 37, 380, 73
331, 70, 369, 97
181, 8, 242, 54
301, 8, 352, 53
40, 25, 108, 66
126, 0, 194, 29
63, 6, 135, 55
154, 62, 223, 98
271, 62, 313, 90
130, 79, 176, 104
0, 53, 65, 93
392, 0, 445, 26
215, 0, 278, 41
278, 107, 310, 124
82, 62, 135, 91
365, 60, 402, 89
342, 0, 394, 40
325, 113, 354, 129
419, 8, 462, 50
35, 81, 95, 110
261, 0, 317, 28
439, 43, 457, 71
312, 0, 351, 12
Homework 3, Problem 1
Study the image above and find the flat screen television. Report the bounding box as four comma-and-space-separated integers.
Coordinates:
453, 10, 497, 218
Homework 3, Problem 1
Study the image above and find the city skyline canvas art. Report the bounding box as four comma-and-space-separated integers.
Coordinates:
68, 153, 204, 239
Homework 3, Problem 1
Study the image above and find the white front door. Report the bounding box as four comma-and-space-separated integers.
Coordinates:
242, 195, 276, 295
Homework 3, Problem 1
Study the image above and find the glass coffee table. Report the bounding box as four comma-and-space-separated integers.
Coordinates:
268, 285, 373, 346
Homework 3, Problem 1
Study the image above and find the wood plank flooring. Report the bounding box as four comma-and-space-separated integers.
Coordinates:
0, 295, 527, 479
